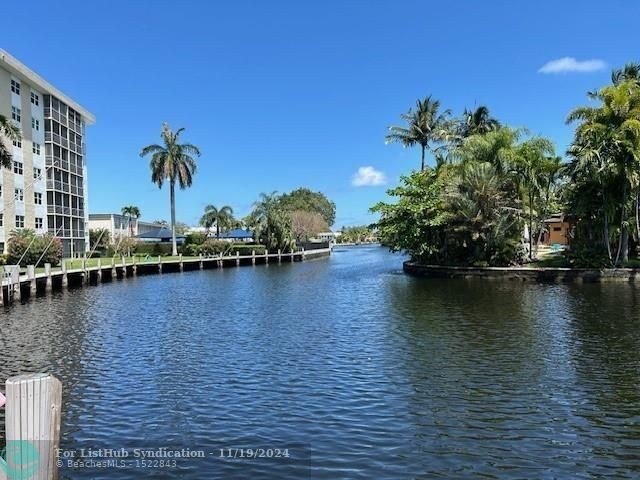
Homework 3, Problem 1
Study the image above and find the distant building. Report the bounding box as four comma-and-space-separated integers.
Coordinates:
88, 213, 165, 242
542, 214, 575, 246
135, 226, 186, 244
316, 231, 341, 243
218, 229, 254, 243
0, 49, 95, 257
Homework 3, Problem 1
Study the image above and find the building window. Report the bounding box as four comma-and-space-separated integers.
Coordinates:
35, 217, 43, 229
15, 215, 25, 228
12, 139, 21, 148
11, 79, 20, 95
31, 92, 39, 105
33, 167, 42, 180
32, 118, 40, 131
11, 106, 21, 122
32, 143, 41, 155
0, 214, 3, 227
13, 161, 23, 175
15, 188, 24, 202
34, 192, 43, 205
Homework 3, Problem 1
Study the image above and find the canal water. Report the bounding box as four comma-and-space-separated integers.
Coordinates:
2, 245, 640, 478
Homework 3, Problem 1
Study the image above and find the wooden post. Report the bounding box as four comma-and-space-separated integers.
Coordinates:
4, 373, 62, 480
236, 251, 240, 267
252, 250, 256, 266
158, 255, 162, 273
44, 263, 52, 293
132, 255, 137, 276
302, 247, 306, 261
96, 258, 103, 282
278, 249, 282, 264
61, 260, 68, 288
199, 254, 203, 270
111, 257, 117, 279
121, 256, 127, 277
27, 265, 37, 296
179, 253, 184, 272
265, 249, 269, 265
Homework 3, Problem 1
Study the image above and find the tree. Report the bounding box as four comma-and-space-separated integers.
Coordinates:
0, 113, 21, 169
386, 96, 453, 171
7, 229, 63, 267
459, 105, 500, 138
199, 205, 234, 238
121, 205, 141, 237
290, 210, 328, 242
89, 228, 111, 251
278, 188, 336, 226
246, 192, 295, 251
140, 123, 200, 256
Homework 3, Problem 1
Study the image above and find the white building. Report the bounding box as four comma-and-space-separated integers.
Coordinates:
88, 213, 164, 243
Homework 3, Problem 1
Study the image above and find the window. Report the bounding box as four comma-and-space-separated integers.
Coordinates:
32, 118, 40, 131
15, 215, 25, 228
35, 217, 43, 229
12, 139, 21, 148
13, 161, 23, 175
34, 192, 43, 205
0, 214, 3, 227
11, 106, 21, 122
553, 227, 562, 232
31, 92, 39, 106
10, 79, 20, 95
32, 143, 40, 155
15, 188, 24, 202
33, 167, 42, 180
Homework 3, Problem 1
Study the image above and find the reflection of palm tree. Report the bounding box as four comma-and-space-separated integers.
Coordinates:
386, 96, 453, 171
121, 205, 141, 236
200, 205, 234, 238
0, 113, 21, 169
140, 123, 200, 256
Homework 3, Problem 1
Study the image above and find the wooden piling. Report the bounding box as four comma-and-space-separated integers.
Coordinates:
44, 263, 52, 293
27, 265, 37, 296
132, 256, 137, 276
278, 249, 282, 264
111, 258, 117, 279
252, 250, 256, 266
61, 260, 68, 288
302, 247, 306, 261
179, 253, 184, 272
96, 258, 103, 282
199, 254, 203, 270
236, 251, 240, 267
4, 373, 63, 480
158, 255, 162, 273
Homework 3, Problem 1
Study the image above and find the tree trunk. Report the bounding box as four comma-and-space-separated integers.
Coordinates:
622, 228, 629, 263
614, 182, 628, 266
216, 221, 220, 239
636, 189, 640, 257
421, 145, 425, 171
170, 180, 178, 256
529, 191, 534, 260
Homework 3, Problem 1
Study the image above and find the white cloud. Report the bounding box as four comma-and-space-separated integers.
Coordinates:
538, 57, 606, 74
352, 166, 387, 187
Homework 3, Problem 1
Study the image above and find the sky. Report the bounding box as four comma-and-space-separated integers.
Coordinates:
2, 1, 640, 228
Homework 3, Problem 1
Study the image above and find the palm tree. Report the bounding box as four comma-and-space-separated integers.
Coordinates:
460, 105, 500, 137
0, 113, 21, 169
386, 96, 453, 171
200, 204, 234, 238
140, 123, 200, 256
121, 205, 141, 237
612, 62, 640, 85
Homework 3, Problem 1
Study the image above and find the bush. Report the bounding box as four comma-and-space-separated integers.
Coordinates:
194, 239, 230, 256
134, 242, 175, 256
184, 232, 207, 247
564, 246, 611, 268
228, 244, 266, 256
7, 229, 63, 267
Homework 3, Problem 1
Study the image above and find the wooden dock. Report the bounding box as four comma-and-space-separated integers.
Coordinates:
0, 247, 331, 305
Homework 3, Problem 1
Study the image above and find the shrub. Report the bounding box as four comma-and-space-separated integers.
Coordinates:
194, 239, 230, 256
228, 244, 266, 256
185, 232, 207, 247
7, 229, 63, 267
134, 242, 175, 256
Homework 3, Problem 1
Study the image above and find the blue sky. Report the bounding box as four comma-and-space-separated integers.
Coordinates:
3, 1, 639, 228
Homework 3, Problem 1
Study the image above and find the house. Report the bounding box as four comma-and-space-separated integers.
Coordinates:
217, 229, 254, 243
88, 213, 165, 241
135, 227, 186, 244
316, 231, 341, 243
541, 214, 575, 246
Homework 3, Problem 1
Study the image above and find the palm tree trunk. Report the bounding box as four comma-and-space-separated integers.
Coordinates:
170, 180, 178, 256
216, 221, 220, 239
421, 145, 426, 171
614, 182, 628, 266
636, 189, 640, 257
529, 191, 534, 260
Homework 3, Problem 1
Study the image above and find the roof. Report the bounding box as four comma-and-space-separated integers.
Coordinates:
0, 49, 95, 124
218, 229, 254, 239
543, 213, 576, 224
135, 227, 185, 240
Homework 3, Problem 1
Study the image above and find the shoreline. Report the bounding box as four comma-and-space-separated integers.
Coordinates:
403, 260, 640, 283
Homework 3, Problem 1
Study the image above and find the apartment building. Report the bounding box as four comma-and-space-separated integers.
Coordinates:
88, 213, 165, 241
0, 49, 95, 257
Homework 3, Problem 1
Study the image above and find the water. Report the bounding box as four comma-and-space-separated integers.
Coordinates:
2, 246, 640, 479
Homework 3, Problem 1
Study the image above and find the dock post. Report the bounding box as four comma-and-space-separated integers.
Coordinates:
111, 257, 117, 279
158, 255, 163, 273
44, 263, 52, 293
121, 256, 127, 277
27, 265, 37, 296
265, 249, 269, 265
5, 373, 63, 480
179, 253, 184, 272
132, 256, 137, 276
302, 247, 306, 261
236, 251, 240, 267
199, 254, 203, 270
252, 250, 256, 266
290, 249, 294, 263
218, 254, 224, 269
96, 258, 103, 282
61, 260, 68, 288
278, 249, 282, 264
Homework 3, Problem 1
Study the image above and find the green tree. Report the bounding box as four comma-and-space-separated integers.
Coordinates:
89, 228, 111, 251
386, 96, 453, 171
7, 229, 63, 267
246, 192, 295, 251
0, 113, 21, 169
140, 123, 200, 256
278, 188, 336, 226
121, 205, 141, 237
459, 105, 500, 138
200, 205, 234, 238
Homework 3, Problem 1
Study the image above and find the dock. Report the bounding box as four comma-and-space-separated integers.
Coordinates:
0, 247, 331, 305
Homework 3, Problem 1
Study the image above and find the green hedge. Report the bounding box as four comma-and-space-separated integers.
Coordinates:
134, 243, 179, 256
229, 244, 266, 256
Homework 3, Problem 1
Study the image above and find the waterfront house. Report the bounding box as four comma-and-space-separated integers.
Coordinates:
88, 213, 166, 242
217, 228, 254, 243
541, 214, 575, 246
135, 226, 186, 244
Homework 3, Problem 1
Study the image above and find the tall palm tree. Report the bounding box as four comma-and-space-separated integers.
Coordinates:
386, 96, 453, 171
460, 105, 500, 137
0, 113, 21, 169
612, 62, 640, 85
200, 204, 234, 238
140, 123, 200, 256
121, 205, 141, 237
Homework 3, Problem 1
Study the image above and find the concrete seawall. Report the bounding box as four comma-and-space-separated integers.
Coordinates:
403, 261, 640, 283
